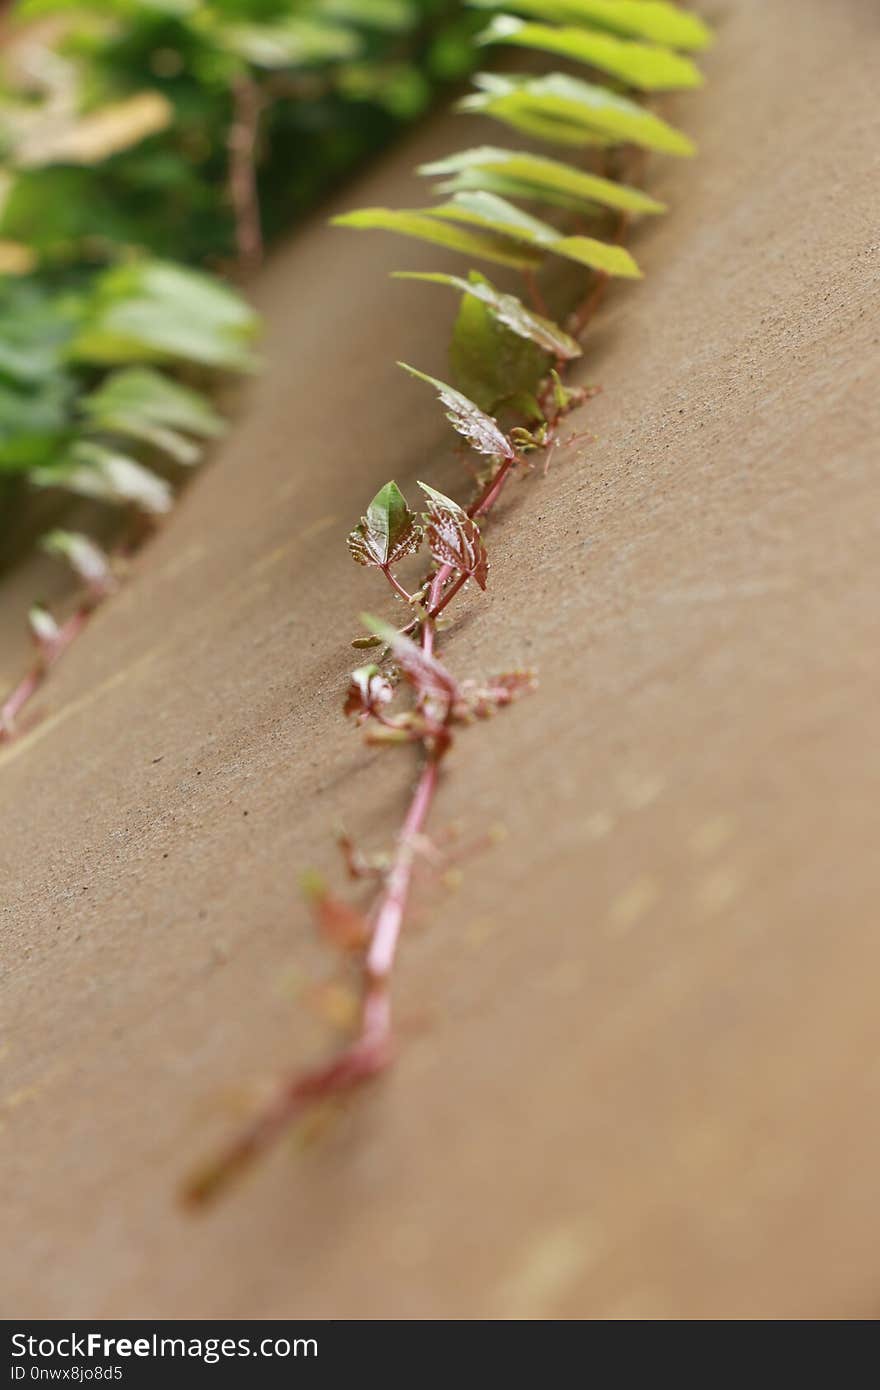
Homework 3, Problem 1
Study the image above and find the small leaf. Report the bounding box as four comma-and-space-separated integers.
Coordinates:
28, 603, 60, 656
477, 16, 703, 91
455, 668, 537, 720
398, 362, 516, 460
347, 480, 423, 568
360, 614, 460, 706
419, 145, 665, 217
42, 529, 113, 595
419, 482, 489, 590
343, 664, 395, 720
300, 871, 370, 952
394, 269, 581, 360
331, 207, 542, 270
466, 0, 711, 52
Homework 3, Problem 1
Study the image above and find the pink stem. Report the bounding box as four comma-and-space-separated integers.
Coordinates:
1, 605, 93, 743
382, 566, 415, 604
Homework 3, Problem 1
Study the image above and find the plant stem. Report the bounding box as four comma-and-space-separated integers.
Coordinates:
229, 75, 264, 277
185, 631, 445, 1205
382, 566, 415, 605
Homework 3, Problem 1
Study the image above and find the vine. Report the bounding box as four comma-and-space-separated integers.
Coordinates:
185, 0, 711, 1203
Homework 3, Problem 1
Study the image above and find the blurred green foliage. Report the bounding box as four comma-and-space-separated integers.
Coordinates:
0, 0, 478, 527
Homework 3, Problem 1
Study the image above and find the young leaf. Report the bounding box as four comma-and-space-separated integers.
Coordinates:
460, 72, 695, 156
300, 871, 370, 953
419, 481, 489, 591
360, 615, 460, 706
331, 208, 542, 271
343, 664, 395, 721
466, 0, 711, 52
427, 191, 642, 278
476, 17, 703, 91
347, 480, 423, 568
394, 270, 581, 361
398, 362, 516, 460
455, 669, 538, 720
419, 145, 665, 217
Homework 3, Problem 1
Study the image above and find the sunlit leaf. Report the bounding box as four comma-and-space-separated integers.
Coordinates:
460, 71, 695, 155
394, 269, 581, 360
332, 207, 542, 270
419, 145, 665, 216
466, 0, 711, 51
427, 190, 642, 277
419, 481, 489, 590
476, 16, 702, 89
398, 362, 516, 460
347, 479, 423, 568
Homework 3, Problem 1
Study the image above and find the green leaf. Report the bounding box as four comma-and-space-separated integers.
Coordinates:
444, 272, 551, 412
393, 270, 581, 360
477, 16, 703, 90
399, 362, 516, 459
347, 479, 423, 568
419, 145, 665, 217
466, 0, 711, 52
460, 72, 696, 156
427, 191, 642, 277
331, 207, 542, 270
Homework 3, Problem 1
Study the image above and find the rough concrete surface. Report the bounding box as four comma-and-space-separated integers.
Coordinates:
2, 0, 879, 1318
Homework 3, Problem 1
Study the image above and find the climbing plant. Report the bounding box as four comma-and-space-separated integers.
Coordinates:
185, 0, 711, 1202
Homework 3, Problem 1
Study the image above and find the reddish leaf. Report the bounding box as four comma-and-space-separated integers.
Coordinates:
419, 481, 489, 590
361, 614, 460, 707
456, 668, 537, 720
343, 664, 394, 721
398, 362, 515, 460
301, 871, 370, 952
